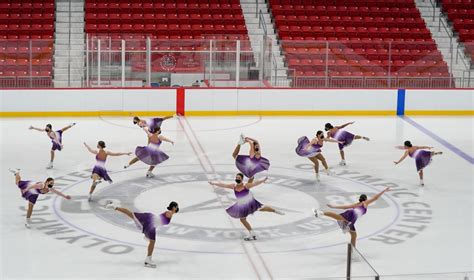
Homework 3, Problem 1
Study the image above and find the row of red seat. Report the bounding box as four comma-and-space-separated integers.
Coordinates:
0, 58, 52, 65
85, 14, 245, 25
0, 66, 52, 77
270, 0, 415, 7
86, 3, 241, 11
88, 0, 240, 3
86, 24, 247, 35
275, 18, 426, 29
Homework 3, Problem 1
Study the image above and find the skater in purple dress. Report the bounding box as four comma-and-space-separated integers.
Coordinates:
124, 127, 174, 178
313, 187, 390, 247
325, 122, 370, 166
8, 169, 71, 228
296, 131, 343, 181
394, 140, 443, 186
29, 123, 76, 169
105, 200, 179, 268
208, 173, 284, 241
133, 114, 176, 133
232, 134, 270, 179
84, 141, 132, 201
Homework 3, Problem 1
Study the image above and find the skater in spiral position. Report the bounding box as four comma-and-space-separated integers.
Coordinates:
104, 200, 179, 268
232, 134, 270, 179
208, 174, 284, 241
325, 122, 370, 166
84, 141, 132, 201
313, 187, 390, 247
9, 169, 71, 228
29, 122, 76, 169
296, 131, 343, 181
133, 114, 176, 133
394, 140, 443, 186
124, 127, 174, 178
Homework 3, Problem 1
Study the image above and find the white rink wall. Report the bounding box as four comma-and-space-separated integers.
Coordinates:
0, 88, 472, 115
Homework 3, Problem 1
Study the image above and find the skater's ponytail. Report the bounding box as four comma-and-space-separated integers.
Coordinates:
133, 116, 140, 124
404, 140, 412, 148
359, 194, 367, 202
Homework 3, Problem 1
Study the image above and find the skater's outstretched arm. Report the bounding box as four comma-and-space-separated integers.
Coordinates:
158, 135, 174, 145
83, 142, 98, 154
414, 146, 433, 150
364, 187, 390, 206
336, 121, 354, 129
29, 126, 45, 132
61, 123, 75, 132
246, 177, 268, 189
107, 151, 132, 156
208, 181, 235, 189
49, 188, 71, 200
394, 151, 409, 164
327, 202, 360, 210
323, 138, 344, 144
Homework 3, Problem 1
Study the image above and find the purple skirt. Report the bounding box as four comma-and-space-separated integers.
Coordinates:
133, 212, 156, 241
51, 130, 63, 151
92, 166, 112, 182
18, 180, 39, 205
295, 136, 321, 157
415, 150, 433, 171
235, 155, 270, 178
226, 199, 263, 219
340, 210, 357, 232
135, 145, 169, 166
334, 130, 354, 150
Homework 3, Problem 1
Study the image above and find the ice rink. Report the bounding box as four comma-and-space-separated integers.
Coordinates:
1, 115, 473, 279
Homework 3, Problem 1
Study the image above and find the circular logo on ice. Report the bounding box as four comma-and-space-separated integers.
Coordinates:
33, 166, 432, 254
160, 54, 176, 71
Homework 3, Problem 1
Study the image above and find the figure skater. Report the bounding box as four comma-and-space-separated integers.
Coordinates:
325, 122, 370, 165
84, 141, 132, 201
29, 123, 76, 169
9, 169, 71, 228
394, 140, 443, 186
133, 114, 176, 133
232, 134, 270, 179
295, 131, 343, 181
313, 187, 390, 247
104, 200, 179, 268
208, 174, 284, 241
124, 127, 174, 178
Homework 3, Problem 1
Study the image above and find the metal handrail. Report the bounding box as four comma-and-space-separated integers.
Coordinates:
258, 9, 267, 36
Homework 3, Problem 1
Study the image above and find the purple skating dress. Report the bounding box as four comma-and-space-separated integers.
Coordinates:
235, 155, 270, 178
226, 187, 263, 219
331, 130, 354, 150
339, 205, 367, 232
49, 130, 63, 151
146, 117, 164, 133
135, 140, 169, 166
17, 181, 43, 205
295, 136, 322, 157
409, 149, 433, 172
91, 154, 112, 183
132, 212, 171, 241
